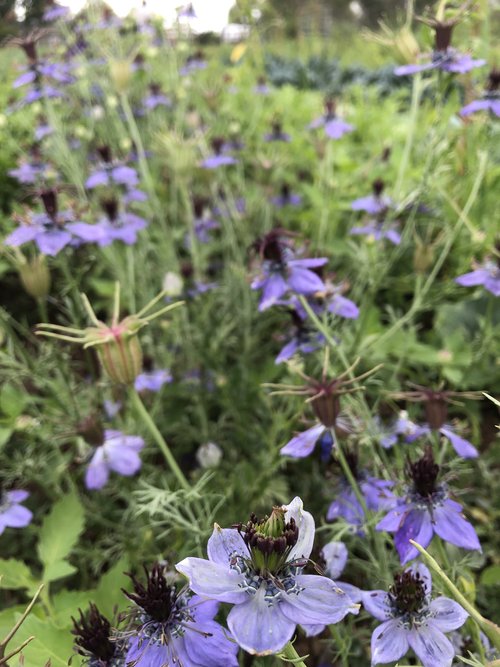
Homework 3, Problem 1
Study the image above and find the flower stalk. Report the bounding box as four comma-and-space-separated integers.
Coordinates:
279, 641, 309, 666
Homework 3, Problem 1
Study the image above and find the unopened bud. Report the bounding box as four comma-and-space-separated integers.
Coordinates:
196, 441, 222, 468
19, 255, 51, 299
413, 238, 435, 274
97, 331, 143, 385
109, 59, 132, 94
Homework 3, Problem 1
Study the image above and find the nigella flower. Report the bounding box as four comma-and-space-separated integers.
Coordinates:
362, 563, 467, 667
376, 447, 481, 564
34, 116, 53, 141
43, 0, 70, 21
308, 99, 354, 140
395, 15, 485, 76
264, 120, 291, 142
4, 189, 80, 256
393, 385, 480, 459
461, 68, 500, 117
270, 183, 302, 208
85, 429, 145, 490
72, 603, 127, 666
455, 257, 500, 297
180, 51, 207, 76
200, 137, 238, 169
327, 450, 395, 529
186, 196, 220, 245
122, 563, 238, 666
178, 3, 197, 19
0, 489, 33, 536
351, 222, 401, 245
278, 360, 376, 460
371, 410, 420, 449
176, 498, 359, 655
275, 308, 324, 364
69, 197, 147, 247
250, 229, 327, 311
85, 146, 139, 190
254, 76, 270, 95
134, 369, 173, 392
351, 179, 393, 216
143, 83, 172, 110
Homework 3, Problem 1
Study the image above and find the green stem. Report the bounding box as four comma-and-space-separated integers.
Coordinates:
129, 388, 190, 491
279, 641, 308, 667
410, 540, 500, 651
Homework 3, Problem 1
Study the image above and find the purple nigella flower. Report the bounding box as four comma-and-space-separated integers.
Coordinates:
143, 83, 172, 110
362, 563, 468, 667
372, 411, 420, 449
68, 198, 147, 247
351, 179, 393, 215
134, 369, 172, 392
43, 1, 70, 21
350, 222, 401, 245
201, 137, 238, 169
8, 161, 47, 185
395, 21, 485, 76
455, 259, 500, 297
251, 230, 327, 311
4, 189, 78, 256
85, 429, 145, 490
275, 328, 325, 364
123, 564, 238, 667
176, 498, 359, 655
0, 490, 33, 536
397, 386, 479, 459
85, 146, 139, 190
180, 52, 207, 76
254, 77, 270, 95
270, 183, 302, 208
264, 121, 291, 142
376, 447, 481, 564
461, 69, 500, 116
327, 451, 395, 529
34, 120, 53, 141
308, 99, 354, 139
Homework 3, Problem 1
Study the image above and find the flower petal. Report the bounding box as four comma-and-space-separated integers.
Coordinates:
361, 590, 392, 621
432, 503, 481, 552
207, 525, 248, 565
1, 504, 33, 528
428, 597, 468, 632
183, 619, 239, 666
85, 448, 110, 490
227, 586, 295, 655
371, 619, 410, 665
284, 497, 315, 560
106, 446, 142, 476
408, 624, 455, 667
280, 424, 325, 458
321, 541, 348, 579
175, 557, 247, 604
287, 267, 325, 295
440, 428, 478, 459
394, 509, 434, 564
281, 574, 359, 625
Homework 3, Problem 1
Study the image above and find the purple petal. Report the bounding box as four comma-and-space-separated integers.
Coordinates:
428, 597, 468, 632
207, 525, 248, 565
284, 496, 316, 561
432, 503, 481, 551
328, 295, 359, 319
288, 267, 325, 295
259, 273, 289, 310
371, 619, 410, 665
394, 509, 434, 564
13, 70, 37, 88
1, 504, 33, 528
376, 505, 407, 532
85, 448, 110, 490
321, 541, 348, 580
324, 119, 354, 139
280, 423, 325, 458
111, 165, 138, 187
408, 624, 455, 667
183, 619, 239, 666
85, 170, 109, 189
281, 574, 359, 625
385, 229, 402, 245
275, 339, 299, 364
227, 587, 295, 655
484, 275, 500, 296
288, 257, 328, 269
460, 99, 494, 116
455, 269, 489, 287
361, 590, 392, 621
395, 61, 437, 75
201, 155, 238, 169
175, 557, 247, 604
106, 446, 142, 476
36, 230, 72, 256
66, 222, 106, 242
4, 225, 40, 247
440, 427, 478, 459
6, 490, 29, 503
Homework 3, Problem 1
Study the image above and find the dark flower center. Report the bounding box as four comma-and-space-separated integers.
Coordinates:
487, 69, 500, 92
389, 570, 427, 616
211, 137, 225, 155
434, 24, 454, 52
97, 145, 112, 164
123, 564, 178, 623
72, 604, 116, 661
77, 415, 105, 446
40, 189, 58, 222
407, 447, 440, 497
372, 178, 385, 197
236, 507, 298, 575
101, 198, 119, 222
423, 391, 448, 430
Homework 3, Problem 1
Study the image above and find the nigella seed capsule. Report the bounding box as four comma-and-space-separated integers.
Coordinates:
97, 330, 143, 386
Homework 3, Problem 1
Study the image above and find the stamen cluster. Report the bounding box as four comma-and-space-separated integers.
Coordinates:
71, 603, 116, 661
406, 447, 440, 498
388, 570, 427, 616
123, 564, 178, 623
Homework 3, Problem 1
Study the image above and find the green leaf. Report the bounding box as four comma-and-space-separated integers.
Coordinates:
42, 561, 77, 584
0, 559, 36, 590
91, 556, 129, 618
11, 614, 77, 667
0, 426, 13, 449
480, 565, 500, 587
0, 384, 27, 419
37, 492, 85, 578
51, 590, 95, 628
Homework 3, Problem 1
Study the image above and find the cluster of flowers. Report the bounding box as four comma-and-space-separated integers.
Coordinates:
69, 498, 474, 667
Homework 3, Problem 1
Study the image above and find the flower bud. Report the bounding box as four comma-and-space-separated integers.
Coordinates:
162, 272, 184, 297
413, 237, 435, 274
196, 442, 222, 468
18, 255, 51, 299
97, 330, 143, 385
109, 59, 132, 94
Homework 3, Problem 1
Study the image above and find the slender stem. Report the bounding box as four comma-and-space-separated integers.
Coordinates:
280, 641, 308, 667
410, 540, 500, 651
129, 388, 190, 491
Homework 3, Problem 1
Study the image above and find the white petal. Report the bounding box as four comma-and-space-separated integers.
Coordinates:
283, 497, 315, 560
207, 525, 248, 565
